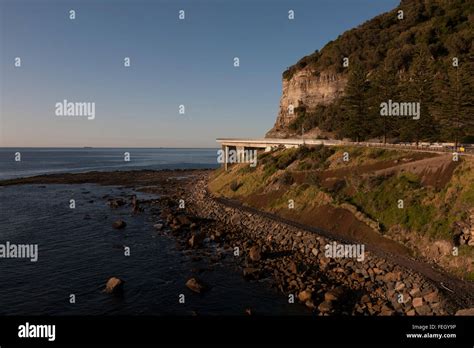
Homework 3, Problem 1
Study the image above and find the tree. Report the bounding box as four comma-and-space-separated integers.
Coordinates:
341, 64, 372, 142
399, 48, 440, 144
371, 66, 401, 143
436, 60, 474, 145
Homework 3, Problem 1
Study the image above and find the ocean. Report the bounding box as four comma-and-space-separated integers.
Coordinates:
0, 148, 308, 315
0, 148, 219, 180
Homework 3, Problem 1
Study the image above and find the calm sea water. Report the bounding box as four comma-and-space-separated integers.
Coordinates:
0, 148, 219, 180
0, 149, 308, 315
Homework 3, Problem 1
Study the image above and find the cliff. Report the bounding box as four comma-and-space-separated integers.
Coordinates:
266, 69, 347, 138
266, 0, 474, 141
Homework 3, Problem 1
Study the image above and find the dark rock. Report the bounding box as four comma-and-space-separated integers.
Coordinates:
112, 220, 127, 229
188, 232, 205, 248
153, 223, 164, 230
243, 267, 260, 280
107, 198, 126, 209
176, 215, 192, 226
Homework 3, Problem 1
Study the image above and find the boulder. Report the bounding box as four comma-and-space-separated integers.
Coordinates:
324, 287, 344, 302
249, 246, 262, 262
298, 290, 313, 302
104, 277, 124, 294
423, 291, 439, 303
112, 220, 127, 229
318, 300, 333, 313
186, 278, 205, 293
288, 261, 298, 274
412, 297, 423, 308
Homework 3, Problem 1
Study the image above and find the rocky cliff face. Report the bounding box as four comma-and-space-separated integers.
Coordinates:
266, 68, 347, 138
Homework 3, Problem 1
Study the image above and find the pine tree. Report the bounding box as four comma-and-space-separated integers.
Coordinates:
371, 66, 401, 143
436, 60, 474, 146
341, 64, 371, 142
399, 49, 440, 144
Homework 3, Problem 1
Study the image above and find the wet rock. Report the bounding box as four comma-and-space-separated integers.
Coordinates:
185, 278, 206, 293
131, 195, 140, 214
153, 223, 164, 230
243, 267, 260, 280
107, 198, 126, 209
249, 246, 262, 262
112, 220, 127, 229
104, 277, 124, 294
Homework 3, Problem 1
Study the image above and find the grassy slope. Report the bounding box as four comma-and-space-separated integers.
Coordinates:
209, 146, 474, 279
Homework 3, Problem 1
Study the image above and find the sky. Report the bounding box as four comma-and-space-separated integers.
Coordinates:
0, 0, 399, 148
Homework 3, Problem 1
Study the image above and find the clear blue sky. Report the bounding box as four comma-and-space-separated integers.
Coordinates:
0, 0, 399, 148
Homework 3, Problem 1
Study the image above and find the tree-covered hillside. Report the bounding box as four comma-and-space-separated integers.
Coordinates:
284, 0, 473, 144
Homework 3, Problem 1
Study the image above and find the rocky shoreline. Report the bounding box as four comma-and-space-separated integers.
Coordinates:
151, 172, 463, 316
3, 169, 473, 316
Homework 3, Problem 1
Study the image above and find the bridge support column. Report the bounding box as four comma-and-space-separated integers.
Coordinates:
236, 146, 245, 163
222, 145, 228, 171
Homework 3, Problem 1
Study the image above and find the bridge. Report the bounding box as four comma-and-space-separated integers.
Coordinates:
216, 138, 343, 170
216, 137, 473, 170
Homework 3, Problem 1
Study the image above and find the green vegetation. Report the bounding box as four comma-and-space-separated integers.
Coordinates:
209, 145, 474, 279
